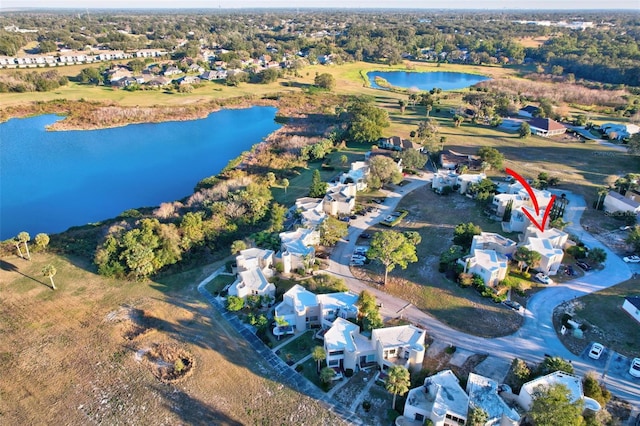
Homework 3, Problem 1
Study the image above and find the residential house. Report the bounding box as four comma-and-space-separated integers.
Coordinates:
494, 183, 554, 233
323, 183, 356, 216
274, 284, 321, 331
324, 318, 376, 372
622, 296, 640, 324
439, 149, 482, 171
178, 75, 200, 85
466, 373, 520, 426
228, 248, 276, 300
200, 70, 227, 80
523, 226, 568, 249
527, 117, 567, 137
340, 161, 369, 191
371, 325, 426, 373
523, 237, 564, 275
518, 105, 541, 118
461, 249, 509, 288
163, 66, 182, 76
146, 77, 171, 88
403, 370, 469, 426
188, 63, 204, 74
106, 67, 133, 83
600, 123, 640, 140
279, 228, 319, 273
317, 292, 359, 328
294, 197, 326, 229
274, 286, 359, 334
135, 49, 167, 58
457, 172, 487, 195
603, 190, 640, 216
518, 371, 601, 412
380, 136, 423, 152
470, 232, 517, 257
431, 170, 459, 194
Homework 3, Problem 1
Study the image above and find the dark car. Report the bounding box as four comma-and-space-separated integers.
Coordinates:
576, 260, 591, 271
350, 215, 358, 220
360, 233, 371, 239
565, 265, 575, 276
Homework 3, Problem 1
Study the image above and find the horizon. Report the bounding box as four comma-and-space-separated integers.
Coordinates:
1, 2, 639, 11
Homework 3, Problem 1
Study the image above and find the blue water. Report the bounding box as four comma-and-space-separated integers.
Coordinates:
0, 107, 280, 239
368, 71, 489, 91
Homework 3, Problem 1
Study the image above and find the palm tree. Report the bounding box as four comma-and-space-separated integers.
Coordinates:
35, 233, 50, 251
596, 186, 608, 210
513, 246, 530, 272
425, 104, 432, 118
398, 99, 406, 115
17, 231, 31, 260
281, 178, 289, 201
230, 239, 247, 255
13, 236, 24, 259
319, 366, 335, 384
340, 154, 348, 166
385, 365, 410, 410
42, 264, 57, 290
524, 250, 542, 274
311, 346, 326, 373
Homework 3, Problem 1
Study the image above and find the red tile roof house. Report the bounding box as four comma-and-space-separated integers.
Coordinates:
527, 117, 567, 137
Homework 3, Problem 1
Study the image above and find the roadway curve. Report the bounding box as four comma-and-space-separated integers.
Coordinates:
325, 174, 640, 409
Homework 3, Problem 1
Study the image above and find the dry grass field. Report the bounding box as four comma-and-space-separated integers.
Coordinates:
0, 253, 345, 425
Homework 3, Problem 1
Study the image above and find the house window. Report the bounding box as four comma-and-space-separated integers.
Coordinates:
329, 359, 339, 366
329, 350, 344, 356
309, 316, 318, 322
415, 414, 424, 422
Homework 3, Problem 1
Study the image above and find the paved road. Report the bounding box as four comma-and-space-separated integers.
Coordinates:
326, 174, 640, 408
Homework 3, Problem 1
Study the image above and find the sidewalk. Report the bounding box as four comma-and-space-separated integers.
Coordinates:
196, 271, 362, 425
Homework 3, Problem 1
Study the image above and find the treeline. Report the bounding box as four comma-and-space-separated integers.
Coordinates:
2, 11, 639, 86
87, 91, 361, 281
0, 70, 68, 92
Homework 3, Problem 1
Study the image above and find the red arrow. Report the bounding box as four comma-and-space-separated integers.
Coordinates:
505, 168, 556, 232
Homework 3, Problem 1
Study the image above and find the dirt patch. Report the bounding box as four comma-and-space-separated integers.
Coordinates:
137, 342, 195, 383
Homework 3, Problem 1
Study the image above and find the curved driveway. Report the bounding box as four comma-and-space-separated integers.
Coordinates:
326, 174, 640, 408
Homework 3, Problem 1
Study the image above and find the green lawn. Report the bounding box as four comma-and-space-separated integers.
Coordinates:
571, 278, 640, 357
275, 330, 319, 364
204, 274, 235, 295
353, 185, 524, 337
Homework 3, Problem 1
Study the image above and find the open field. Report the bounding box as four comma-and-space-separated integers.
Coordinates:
554, 278, 640, 357
352, 185, 524, 338
0, 253, 345, 425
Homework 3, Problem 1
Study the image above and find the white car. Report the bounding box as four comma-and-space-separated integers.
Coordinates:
534, 273, 553, 285
630, 358, 640, 378
588, 343, 604, 360
623, 255, 640, 263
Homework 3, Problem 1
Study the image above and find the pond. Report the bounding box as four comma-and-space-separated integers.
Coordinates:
367, 70, 489, 91
0, 106, 280, 240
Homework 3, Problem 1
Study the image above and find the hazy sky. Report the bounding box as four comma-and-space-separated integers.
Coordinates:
2, 0, 639, 9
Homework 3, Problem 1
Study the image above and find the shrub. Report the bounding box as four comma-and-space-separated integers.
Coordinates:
295, 364, 304, 372
345, 368, 354, 377
445, 345, 457, 354
275, 262, 284, 273
362, 400, 371, 412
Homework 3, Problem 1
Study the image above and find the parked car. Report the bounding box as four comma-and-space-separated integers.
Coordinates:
350, 215, 358, 220
565, 265, 576, 276
351, 255, 367, 263
576, 260, 591, 271
534, 273, 553, 285
502, 300, 522, 311
588, 342, 605, 360
623, 255, 640, 263
360, 233, 371, 239
629, 358, 640, 378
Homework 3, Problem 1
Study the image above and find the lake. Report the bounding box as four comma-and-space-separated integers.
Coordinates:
0, 107, 280, 240
368, 71, 489, 91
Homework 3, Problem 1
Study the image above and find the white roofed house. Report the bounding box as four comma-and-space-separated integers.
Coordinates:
466, 373, 520, 426
523, 237, 564, 275
622, 296, 640, 324
518, 371, 601, 413
431, 170, 459, 193
461, 249, 509, 288
294, 197, 326, 229
340, 161, 369, 191
317, 291, 360, 328
323, 183, 357, 217
371, 325, 426, 373
279, 228, 319, 274
523, 225, 568, 249
274, 284, 321, 332
600, 123, 640, 140
496, 183, 554, 233
470, 232, 517, 257
603, 190, 640, 217
228, 248, 276, 300
323, 318, 376, 373
457, 172, 486, 195
403, 370, 469, 426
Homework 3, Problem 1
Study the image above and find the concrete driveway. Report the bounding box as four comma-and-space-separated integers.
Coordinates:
325, 174, 640, 409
